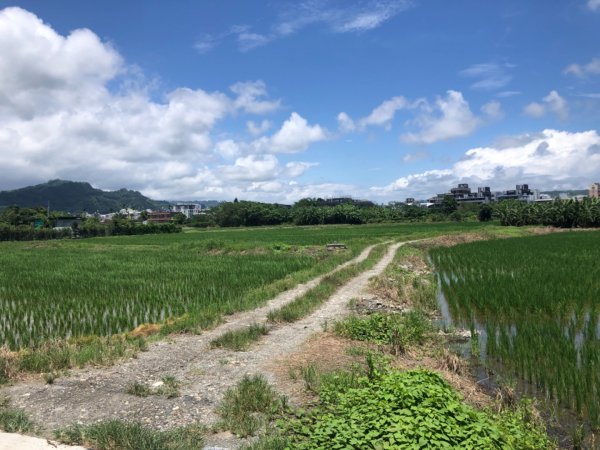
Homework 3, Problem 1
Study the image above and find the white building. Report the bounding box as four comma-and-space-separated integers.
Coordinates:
171, 203, 202, 219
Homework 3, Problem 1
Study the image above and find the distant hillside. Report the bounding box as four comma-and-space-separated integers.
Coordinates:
0, 180, 169, 214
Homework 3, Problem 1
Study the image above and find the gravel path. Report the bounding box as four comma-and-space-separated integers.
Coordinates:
2, 241, 404, 448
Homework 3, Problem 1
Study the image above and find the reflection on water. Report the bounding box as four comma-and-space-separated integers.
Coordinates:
435, 269, 600, 431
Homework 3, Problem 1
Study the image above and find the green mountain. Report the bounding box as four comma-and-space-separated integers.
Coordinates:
0, 180, 169, 214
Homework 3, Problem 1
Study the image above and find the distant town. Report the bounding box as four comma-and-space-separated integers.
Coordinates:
90, 181, 600, 224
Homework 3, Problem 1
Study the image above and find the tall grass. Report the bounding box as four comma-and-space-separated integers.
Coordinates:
55, 420, 205, 450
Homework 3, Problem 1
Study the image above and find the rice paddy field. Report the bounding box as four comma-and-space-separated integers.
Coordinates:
0, 221, 489, 350
430, 231, 600, 428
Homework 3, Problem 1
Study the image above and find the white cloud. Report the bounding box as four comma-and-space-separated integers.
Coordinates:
339, 91, 491, 144
237, 32, 272, 51
215, 140, 242, 159
496, 90, 521, 98
481, 100, 504, 120
588, 0, 600, 11
219, 154, 280, 181
523, 90, 568, 120
372, 129, 600, 200
221, 0, 413, 52
564, 57, 600, 77
285, 161, 319, 177
401, 91, 481, 144
459, 63, 513, 91
0, 7, 326, 202
230, 80, 280, 114
523, 102, 546, 118
253, 112, 328, 153
247, 119, 272, 136
336, 112, 356, 132
402, 151, 428, 163
358, 96, 408, 130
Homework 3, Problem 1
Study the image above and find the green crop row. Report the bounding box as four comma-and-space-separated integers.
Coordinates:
0, 222, 499, 354
429, 231, 600, 429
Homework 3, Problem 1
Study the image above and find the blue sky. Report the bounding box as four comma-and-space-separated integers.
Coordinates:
0, 1, 599, 202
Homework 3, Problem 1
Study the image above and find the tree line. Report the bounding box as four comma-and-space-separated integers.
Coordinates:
0, 206, 180, 242
494, 198, 600, 228
194, 197, 475, 228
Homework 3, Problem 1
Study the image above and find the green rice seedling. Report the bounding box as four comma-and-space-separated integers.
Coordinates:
0, 222, 495, 378
429, 230, 600, 429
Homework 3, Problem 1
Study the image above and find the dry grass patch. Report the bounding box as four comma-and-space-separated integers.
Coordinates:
266, 333, 375, 405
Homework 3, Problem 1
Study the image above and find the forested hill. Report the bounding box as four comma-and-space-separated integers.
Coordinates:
0, 180, 168, 214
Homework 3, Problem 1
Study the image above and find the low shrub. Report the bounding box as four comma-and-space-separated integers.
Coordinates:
334, 310, 431, 354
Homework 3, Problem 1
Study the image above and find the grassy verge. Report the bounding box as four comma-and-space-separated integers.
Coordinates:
55, 420, 205, 450
0, 395, 35, 434
210, 323, 270, 351
215, 374, 287, 438
1, 334, 148, 385
267, 244, 389, 323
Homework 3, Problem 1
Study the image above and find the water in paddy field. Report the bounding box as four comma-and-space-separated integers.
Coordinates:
434, 272, 598, 448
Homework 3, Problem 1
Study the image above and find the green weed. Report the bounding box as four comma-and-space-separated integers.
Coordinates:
55, 420, 205, 450
210, 323, 269, 351
216, 375, 286, 438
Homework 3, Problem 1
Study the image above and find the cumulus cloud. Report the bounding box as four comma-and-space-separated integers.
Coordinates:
523, 102, 546, 118
230, 80, 280, 114
0, 7, 325, 201
564, 57, 600, 77
372, 129, 600, 200
459, 62, 513, 91
358, 96, 408, 130
401, 91, 481, 144
336, 112, 356, 132
247, 119, 272, 136
253, 112, 328, 153
339, 91, 491, 144
524, 90, 568, 120
481, 100, 504, 120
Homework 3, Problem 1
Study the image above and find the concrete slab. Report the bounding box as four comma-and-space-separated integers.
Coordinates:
0, 432, 88, 450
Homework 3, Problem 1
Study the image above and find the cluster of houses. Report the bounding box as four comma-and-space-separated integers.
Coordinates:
95, 202, 206, 223
404, 182, 600, 208
54, 183, 600, 229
